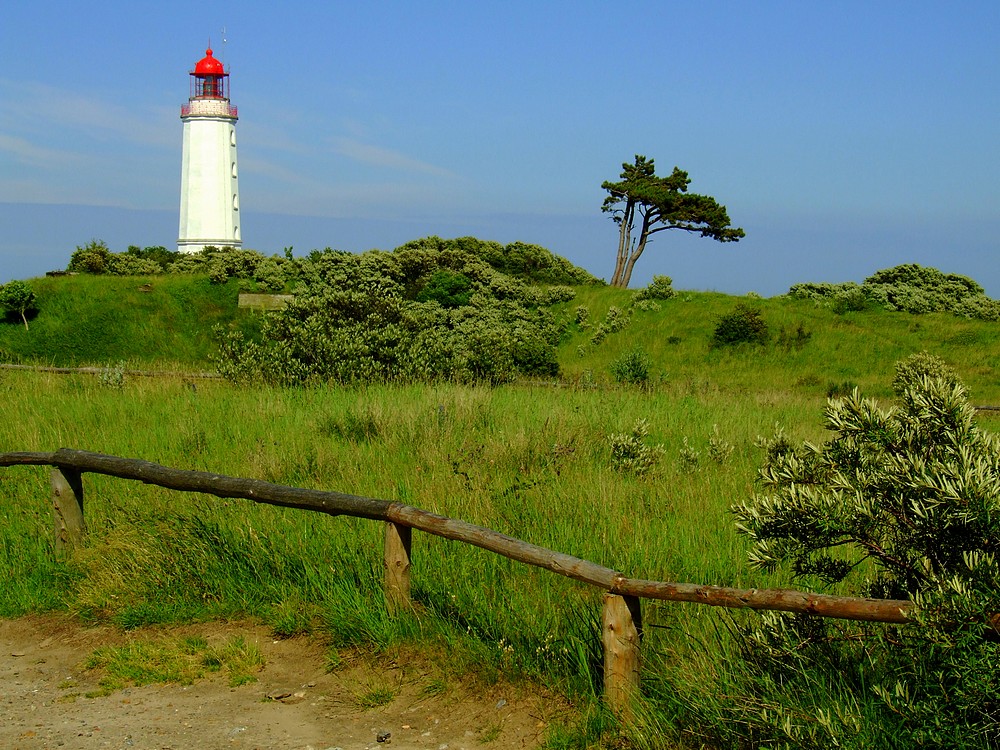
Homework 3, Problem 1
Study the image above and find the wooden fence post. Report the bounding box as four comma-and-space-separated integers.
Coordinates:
384, 521, 412, 614
51, 467, 85, 554
603, 592, 642, 716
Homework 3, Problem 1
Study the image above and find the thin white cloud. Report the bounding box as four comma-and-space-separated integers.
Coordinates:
0, 79, 175, 150
329, 136, 458, 178
0, 132, 87, 167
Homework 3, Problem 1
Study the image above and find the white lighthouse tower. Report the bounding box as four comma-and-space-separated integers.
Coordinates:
177, 48, 241, 253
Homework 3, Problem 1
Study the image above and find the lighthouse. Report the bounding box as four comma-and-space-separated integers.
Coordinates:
177, 48, 241, 254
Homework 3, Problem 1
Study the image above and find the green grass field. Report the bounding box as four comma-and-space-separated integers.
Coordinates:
1, 275, 998, 747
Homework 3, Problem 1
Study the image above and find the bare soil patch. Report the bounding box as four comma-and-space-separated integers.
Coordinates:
1, 615, 568, 750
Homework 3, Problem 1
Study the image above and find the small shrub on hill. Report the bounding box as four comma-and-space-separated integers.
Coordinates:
775, 323, 812, 350
825, 380, 858, 399
610, 348, 651, 385
634, 275, 677, 302
590, 306, 630, 345
711, 304, 769, 347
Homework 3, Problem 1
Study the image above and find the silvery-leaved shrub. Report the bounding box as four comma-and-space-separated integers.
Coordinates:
633, 274, 676, 302
608, 418, 664, 475
731, 353, 1000, 745
789, 264, 998, 321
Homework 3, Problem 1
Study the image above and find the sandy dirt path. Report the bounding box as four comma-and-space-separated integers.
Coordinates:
1, 615, 564, 750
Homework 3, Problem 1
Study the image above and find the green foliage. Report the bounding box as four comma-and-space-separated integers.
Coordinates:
775, 322, 812, 350
460, 238, 602, 285
252, 258, 287, 293
68, 240, 184, 276
733, 353, 1000, 743
825, 380, 858, 399
416, 270, 473, 308
125, 245, 177, 271
712, 304, 770, 347
216, 241, 566, 385
609, 348, 651, 385
790, 264, 999, 321
0, 280, 38, 329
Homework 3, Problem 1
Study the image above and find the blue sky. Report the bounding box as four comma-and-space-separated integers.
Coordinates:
2, 1, 998, 295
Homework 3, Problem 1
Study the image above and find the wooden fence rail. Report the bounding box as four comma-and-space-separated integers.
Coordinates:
1, 448, 915, 715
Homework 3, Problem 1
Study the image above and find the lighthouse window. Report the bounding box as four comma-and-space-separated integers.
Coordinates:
234, 226, 241, 240
230, 130, 236, 146
233, 194, 239, 210
232, 162, 238, 178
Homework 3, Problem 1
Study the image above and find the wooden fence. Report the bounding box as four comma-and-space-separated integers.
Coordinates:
1, 448, 917, 715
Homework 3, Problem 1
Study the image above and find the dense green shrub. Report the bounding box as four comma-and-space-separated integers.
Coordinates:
732, 353, 1000, 744
252, 258, 287, 293
216, 242, 568, 386
415, 270, 473, 308
437, 237, 602, 285
68, 239, 113, 274
68, 241, 185, 276
712, 304, 770, 347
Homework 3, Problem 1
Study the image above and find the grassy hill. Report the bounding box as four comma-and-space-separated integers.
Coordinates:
0, 274, 241, 367
2, 273, 998, 404
555, 285, 1000, 403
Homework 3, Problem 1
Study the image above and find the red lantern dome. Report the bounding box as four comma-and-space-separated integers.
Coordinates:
194, 49, 225, 76
188, 47, 230, 101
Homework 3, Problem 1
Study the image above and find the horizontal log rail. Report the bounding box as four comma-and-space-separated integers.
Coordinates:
0, 447, 930, 715
1, 448, 912, 623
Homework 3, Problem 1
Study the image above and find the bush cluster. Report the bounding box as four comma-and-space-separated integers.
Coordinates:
789, 263, 1000, 321
712, 304, 770, 347
215, 238, 580, 385
69, 240, 181, 276
732, 353, 1000, 744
